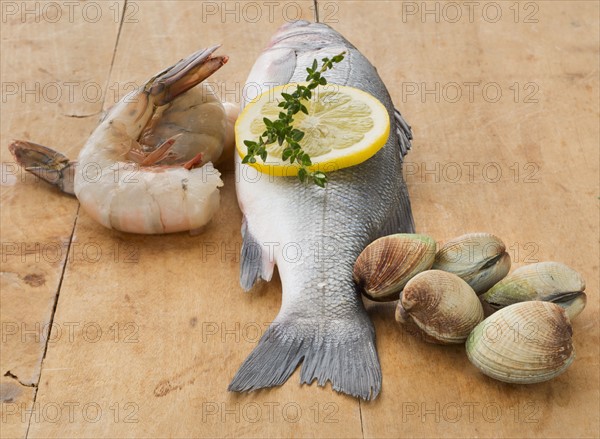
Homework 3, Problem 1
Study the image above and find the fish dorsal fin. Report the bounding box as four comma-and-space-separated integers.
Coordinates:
394, 108, 413, 159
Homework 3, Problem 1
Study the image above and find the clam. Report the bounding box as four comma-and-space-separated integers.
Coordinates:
353, 234, 436, 301
466, 301, 575, 384
432, 233, 511, 294
480, 262, 586, 320
395, 270, 484, 344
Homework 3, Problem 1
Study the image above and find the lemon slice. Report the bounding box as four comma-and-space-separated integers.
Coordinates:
235, 83, 390, 177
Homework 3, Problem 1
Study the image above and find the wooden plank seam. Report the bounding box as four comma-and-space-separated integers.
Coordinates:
20, 2, 128, 437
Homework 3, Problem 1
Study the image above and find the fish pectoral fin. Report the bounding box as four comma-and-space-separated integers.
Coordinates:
228, 313, 382, 401
394, 108, 413, 159
239, 219, 275, 291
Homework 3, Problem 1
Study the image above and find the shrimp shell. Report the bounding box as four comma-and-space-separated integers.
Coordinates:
74, 47, 231, 234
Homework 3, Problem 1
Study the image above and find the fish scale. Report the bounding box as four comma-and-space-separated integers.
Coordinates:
229, 21, 415, 400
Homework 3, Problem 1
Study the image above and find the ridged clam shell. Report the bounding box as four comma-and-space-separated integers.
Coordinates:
466, 301, 575, 384
480, 262, 586, 319
395, 270, 484, 344
432, 233, 511, 294
353, 234, 436, 301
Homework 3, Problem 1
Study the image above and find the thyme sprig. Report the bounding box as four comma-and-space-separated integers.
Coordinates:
242, 52, 346, 187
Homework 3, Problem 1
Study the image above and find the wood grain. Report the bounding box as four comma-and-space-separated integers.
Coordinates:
1, 2, 122, 438
1, 1, 598, 438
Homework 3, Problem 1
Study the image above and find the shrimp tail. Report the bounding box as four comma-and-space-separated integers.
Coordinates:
8, 140, 76, 195
146, 45, 229, 106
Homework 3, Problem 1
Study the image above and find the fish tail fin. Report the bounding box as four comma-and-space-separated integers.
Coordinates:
228, 313, 381, 400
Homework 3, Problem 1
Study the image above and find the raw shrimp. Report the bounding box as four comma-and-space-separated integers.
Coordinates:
9, 46, 239, 234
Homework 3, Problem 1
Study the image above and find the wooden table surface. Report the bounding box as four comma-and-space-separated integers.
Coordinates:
1, 1, 598, 438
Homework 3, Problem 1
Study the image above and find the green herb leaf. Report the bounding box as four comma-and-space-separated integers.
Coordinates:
241, 52, 345, 187
291, 130, 304, 141
313, 172, 327, 187
298, 167, 308, 182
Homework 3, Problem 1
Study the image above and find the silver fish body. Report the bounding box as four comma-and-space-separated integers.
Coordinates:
229, 21, 415, 400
